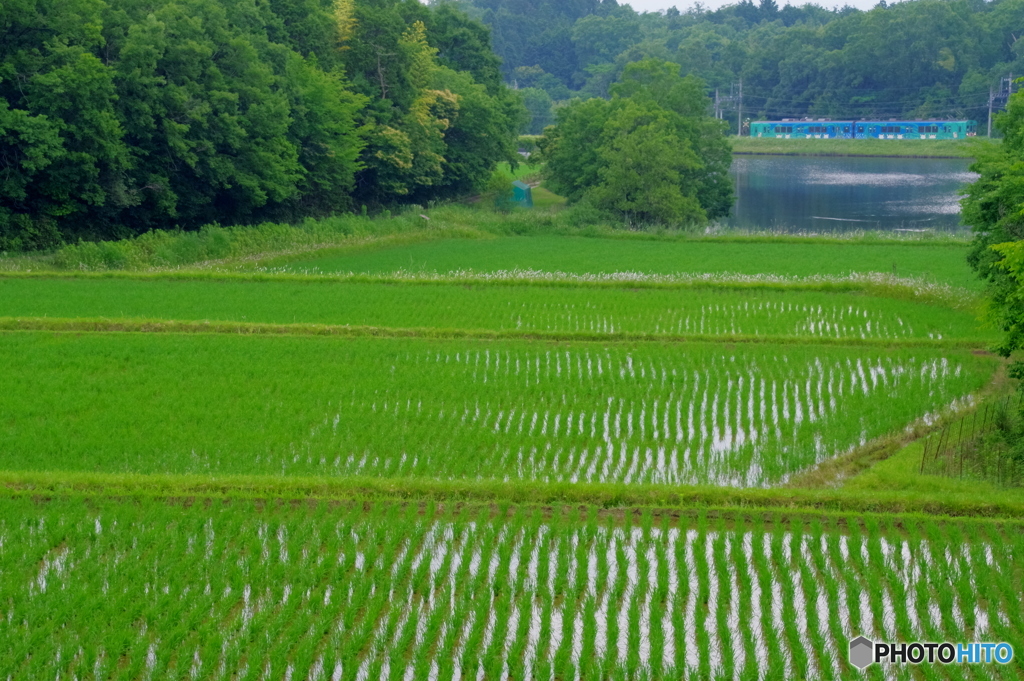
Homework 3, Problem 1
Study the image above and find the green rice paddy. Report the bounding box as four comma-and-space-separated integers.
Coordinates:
0, 276, 989, 342
272, 236, 980, 290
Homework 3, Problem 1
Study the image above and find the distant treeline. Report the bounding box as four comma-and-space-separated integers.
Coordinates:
452, 0, 1024, 134
0, 0, 524, 250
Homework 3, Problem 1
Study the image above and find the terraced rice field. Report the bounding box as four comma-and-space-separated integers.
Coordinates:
0, 333, 993, 486
0, 277, 985, 341
1, 233, 1015, 680
2, 498, 1020, 681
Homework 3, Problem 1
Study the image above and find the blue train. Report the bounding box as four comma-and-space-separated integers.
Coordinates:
749, 119, 977, 140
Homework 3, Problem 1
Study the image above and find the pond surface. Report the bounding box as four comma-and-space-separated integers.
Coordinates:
727, 155, 977, 233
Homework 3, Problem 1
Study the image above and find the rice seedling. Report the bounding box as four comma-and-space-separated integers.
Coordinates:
0, 332, 995, 487
0, 496, 1018, 680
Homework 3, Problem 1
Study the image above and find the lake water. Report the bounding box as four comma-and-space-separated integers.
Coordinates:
726, 155, 977, 233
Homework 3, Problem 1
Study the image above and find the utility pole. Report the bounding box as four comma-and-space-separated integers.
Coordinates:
990, 74, 1016, 138
737, 77, 743, 137
988, 86, 994, 138
714, 88, 720, 120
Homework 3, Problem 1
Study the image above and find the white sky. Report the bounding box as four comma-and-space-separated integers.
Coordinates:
625, 0, 881, 12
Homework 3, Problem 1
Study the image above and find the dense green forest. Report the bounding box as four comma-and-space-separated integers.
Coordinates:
0, 0, 524, 250
454, 0, 1024, 134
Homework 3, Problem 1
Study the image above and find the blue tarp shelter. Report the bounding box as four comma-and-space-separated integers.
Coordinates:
511, 180, 533, 208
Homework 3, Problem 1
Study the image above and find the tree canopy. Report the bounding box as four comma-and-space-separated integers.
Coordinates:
539, 60, 732, 227
0, 0, 523, 250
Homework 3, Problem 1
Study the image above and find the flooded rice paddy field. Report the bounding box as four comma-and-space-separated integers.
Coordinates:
0, 333, 995, 488
0, 276, 987, 341
2, 498, 1019, 681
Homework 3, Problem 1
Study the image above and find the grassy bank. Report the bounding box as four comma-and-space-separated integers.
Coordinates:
0, 204, 973, 275
3, 470, 1024, 519
732, 136, 994, 158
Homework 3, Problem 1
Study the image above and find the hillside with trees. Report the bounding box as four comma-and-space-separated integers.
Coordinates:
452, 0, 1024, 134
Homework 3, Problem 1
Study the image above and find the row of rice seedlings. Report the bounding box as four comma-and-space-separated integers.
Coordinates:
1, 497, 1019, 680
0, 277, 981, 340
508, 299, 934, 340
295, 347, 987, 487
0, 334, 995, 486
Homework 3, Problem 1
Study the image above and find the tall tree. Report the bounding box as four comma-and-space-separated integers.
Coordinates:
963, 85, 1024, 358
345, 1, 522, 205
0, 0, 130, 248
541, 59, 732, 227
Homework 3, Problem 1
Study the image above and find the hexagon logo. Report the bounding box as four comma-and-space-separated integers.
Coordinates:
849, 636, 874, 669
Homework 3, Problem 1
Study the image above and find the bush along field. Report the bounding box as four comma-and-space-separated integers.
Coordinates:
0, 226, 1021, 679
